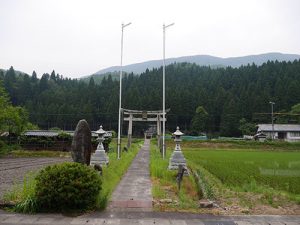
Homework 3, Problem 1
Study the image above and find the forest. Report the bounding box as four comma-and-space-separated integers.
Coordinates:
1, 59, 300, 137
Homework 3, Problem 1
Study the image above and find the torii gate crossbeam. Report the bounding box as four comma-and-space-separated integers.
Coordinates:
123, 108, 170, 148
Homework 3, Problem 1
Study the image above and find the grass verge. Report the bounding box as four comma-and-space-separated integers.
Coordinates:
150, 142, 199, 212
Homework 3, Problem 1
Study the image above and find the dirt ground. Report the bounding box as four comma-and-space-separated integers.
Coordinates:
0, 157, 70, 200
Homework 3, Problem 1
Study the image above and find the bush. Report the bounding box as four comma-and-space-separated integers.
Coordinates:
35, 162, 102, 212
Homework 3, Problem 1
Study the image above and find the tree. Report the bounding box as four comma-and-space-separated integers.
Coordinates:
50, 70, 56, 81
0, 80, 32, 135
191, 106, 208, 134
4, 66, 17, 104
290, 103, 300, 123
220, 98, 241, 137
238, 118, 256, 136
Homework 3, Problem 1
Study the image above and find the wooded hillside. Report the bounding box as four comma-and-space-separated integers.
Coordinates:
1, 60, 300, 137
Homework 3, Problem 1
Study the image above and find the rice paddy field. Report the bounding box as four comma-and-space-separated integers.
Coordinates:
184, 149, 300, 195
184, 149, 300, 194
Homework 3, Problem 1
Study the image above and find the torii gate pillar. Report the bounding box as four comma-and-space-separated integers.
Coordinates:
127, 113, 133, 148
157, 114, 161, 149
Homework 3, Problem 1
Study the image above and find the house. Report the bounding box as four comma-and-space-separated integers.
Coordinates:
256, 124, 300, 142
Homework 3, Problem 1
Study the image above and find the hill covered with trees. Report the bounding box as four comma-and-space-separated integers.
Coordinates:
1, 59, 300, 137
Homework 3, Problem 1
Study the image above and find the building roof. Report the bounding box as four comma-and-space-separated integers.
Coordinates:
23, 130, 112, 138
23, 130, 59, 137
257, 124, 300, 132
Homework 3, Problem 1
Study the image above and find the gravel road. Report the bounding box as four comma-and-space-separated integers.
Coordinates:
0, 157, 70, 200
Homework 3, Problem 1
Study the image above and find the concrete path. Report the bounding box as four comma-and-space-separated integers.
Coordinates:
108, 139, 152, 211
0, 210, 299, 225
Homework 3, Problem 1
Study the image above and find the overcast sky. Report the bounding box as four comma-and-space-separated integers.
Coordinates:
1, 0, 300, 78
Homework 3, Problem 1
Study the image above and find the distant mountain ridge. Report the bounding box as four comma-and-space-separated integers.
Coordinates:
92, 52, 300, 76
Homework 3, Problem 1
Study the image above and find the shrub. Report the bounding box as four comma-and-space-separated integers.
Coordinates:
35, 162, 101, 212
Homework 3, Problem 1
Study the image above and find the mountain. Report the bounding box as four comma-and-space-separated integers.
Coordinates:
91, 52, 300, 77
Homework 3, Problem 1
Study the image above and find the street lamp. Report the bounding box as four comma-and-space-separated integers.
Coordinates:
162, 23, 174, 159
269, 101, 275, 140
117, 22, 131, 160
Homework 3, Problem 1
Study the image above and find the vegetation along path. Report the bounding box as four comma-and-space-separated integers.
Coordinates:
108, 139, 152, 211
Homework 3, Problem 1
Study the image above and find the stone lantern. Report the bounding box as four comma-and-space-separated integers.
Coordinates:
168, 126, 187, 171
90, 125, 109, 166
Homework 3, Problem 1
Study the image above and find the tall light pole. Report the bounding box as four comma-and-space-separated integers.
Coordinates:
269, 101, 275, 140
117, 22, 131, 160
162, 23, 174, 159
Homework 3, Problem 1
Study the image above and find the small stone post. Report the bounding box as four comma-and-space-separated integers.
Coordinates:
168, 126, 188, 173
90, 125, 109, 167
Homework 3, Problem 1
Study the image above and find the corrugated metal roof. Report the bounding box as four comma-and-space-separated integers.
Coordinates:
23, 130, 112, 138
257, 124, 300, 132
24, 130, 59, 137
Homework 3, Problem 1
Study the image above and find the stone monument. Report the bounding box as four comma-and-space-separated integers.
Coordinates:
71, 119, 92, 165
90, 125, 109, 167
168, 126, 188, 172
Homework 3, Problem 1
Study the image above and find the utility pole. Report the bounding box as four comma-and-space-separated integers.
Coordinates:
117, 22, 131, 159
269, 101, 275, 140
162, 23, 174, 159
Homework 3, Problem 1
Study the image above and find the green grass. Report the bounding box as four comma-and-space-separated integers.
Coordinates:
150, 142, 199, 211
3, 171, 38, 213
0, 143, 21, 157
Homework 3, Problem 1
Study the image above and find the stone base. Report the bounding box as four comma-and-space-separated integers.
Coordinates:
168, 150, 188, 172
199, 200, 214, 208
90, 150, 109, 166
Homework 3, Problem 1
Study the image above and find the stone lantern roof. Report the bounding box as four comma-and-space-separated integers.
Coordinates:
173, 126, 183, 136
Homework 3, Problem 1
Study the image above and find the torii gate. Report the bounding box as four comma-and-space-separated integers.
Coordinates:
123, 108, 170, 148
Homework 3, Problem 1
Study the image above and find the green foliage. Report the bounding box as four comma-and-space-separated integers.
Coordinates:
239, 118, 257, 135
4, 172, 38, 213
0, 140, 7, 156
191, 106, 209, 134
290, 103, 300, 123
57, 131, 72, 140
49, 127, 62, 131
19, 135, 55, 147
0, 140, 22, 157
194, 169, 215, 199
0, 79, 32, 135
14, 196, 38, 213
35, 162, 102, 212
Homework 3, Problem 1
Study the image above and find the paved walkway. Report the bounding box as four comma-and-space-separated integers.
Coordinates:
108, 139, 152, 211
0, 210, 299, 225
